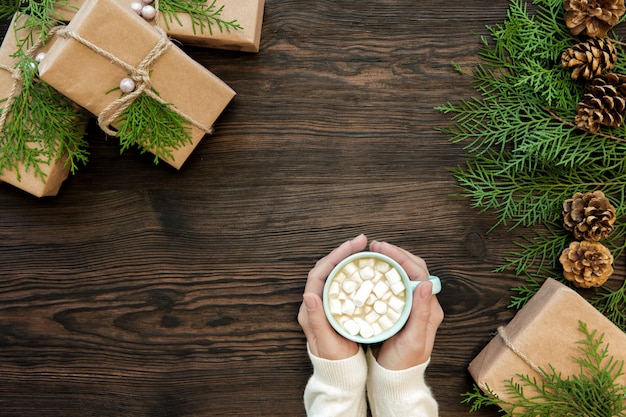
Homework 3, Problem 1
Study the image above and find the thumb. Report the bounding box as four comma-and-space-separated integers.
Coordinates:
302, 292, 334, 338
407, 281, 434, 334
302, 292, 357, 360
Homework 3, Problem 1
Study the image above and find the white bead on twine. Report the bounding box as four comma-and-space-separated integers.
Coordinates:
130, 1, 143, 14
119, 77, 136, 94
140, 5, 157, 20
142, 0, 154, 4
35, 52, 46, 62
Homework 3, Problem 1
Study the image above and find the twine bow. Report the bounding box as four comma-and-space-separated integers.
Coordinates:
53, 25, 213, 136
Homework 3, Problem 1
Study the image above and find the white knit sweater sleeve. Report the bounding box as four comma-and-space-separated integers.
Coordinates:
365, 348, 438, 417
303, 345, 368, 417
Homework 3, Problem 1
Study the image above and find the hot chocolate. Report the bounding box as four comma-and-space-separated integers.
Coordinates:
326, 256, 407, 339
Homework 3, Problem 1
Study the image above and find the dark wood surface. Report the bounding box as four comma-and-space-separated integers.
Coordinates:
0, 1, 563, 415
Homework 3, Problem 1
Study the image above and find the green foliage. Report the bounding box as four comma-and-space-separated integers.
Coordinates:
591, 281, 626, 333
114, 93, 192, 165
9, 0, 71, 48
462, 322, 626, 416
0, 53, 88, 181
159, 0, 243, 35
437, 0, 626, 329
0, 2, 88, 183
0, 0, 21, 20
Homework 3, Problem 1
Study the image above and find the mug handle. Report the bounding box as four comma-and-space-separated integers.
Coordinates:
409, 276, 442, 295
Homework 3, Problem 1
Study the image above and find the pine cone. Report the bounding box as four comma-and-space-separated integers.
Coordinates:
559, 240, 613, 288
563, 190, 616, 240
561, 37, 617, 80
575, 73, 626, 133
564, 0, 626, 38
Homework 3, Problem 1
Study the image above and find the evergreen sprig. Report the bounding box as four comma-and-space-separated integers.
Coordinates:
113, 93, 192, 165
591, 281, 626, 332
437, 0, 626, 329
462, 322, 626, 416
0, 53, 88, 181
159, 0, 243, 35
8, 0, 71, 49
0, 0, 21, 20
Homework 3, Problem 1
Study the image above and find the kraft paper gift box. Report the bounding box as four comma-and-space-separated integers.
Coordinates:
150, 0, 264, 52
58, 0, 265, 53
38, 0, 236, 169
468, 278, 626, 408
0, 15, 85, 197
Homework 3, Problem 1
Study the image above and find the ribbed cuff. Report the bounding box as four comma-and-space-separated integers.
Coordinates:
365, 348, 431, 400
307, 344, 368, 391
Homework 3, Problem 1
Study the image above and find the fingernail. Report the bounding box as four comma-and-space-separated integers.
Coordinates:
419, 282, 433, 299
303, 293, 317, 311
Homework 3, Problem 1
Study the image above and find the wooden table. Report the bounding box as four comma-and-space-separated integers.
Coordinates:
0, 1, 555, 415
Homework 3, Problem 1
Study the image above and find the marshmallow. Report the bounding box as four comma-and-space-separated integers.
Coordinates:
359, 265, 375, 280
344, 319, 360, 336
372, 322, 383, 336
390, 281, 406, 295
387, 309, 400, 323
343, 262, 358, 276
351, 271, 363, 284
372, 281, 389, 298
342, 279, 358, 294
352, 280, 374, 307
385, 268, 402, 284
378, 315, 394, 330
330, 299, 342, 315
358, 321, 374, 338
366, 293, 377, 306
365, 310, 380, 324
375, 261, 391, 273
342, 299, 356, 315
329, 281, 340, 296
373, 300, 388, 315
358, 258, 375, 268
388, 296, 406, 313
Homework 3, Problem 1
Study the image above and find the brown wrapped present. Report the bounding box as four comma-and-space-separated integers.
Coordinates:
468, 278, 626, 409
0, 15, 86, 197
59, 0, 265, 53
38, 0, 236, 169
151, 0, 264, 52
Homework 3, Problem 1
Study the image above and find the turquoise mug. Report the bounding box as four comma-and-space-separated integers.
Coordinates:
323, 251, 441, 344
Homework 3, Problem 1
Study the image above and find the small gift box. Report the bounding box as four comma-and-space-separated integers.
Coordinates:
60, 0, 265, 53
38, 0, 236, 169
468, 278, 626, 409
0, 14, 86, 197
150, 0, 265, 53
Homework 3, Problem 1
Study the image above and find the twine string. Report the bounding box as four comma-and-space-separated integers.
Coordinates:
0, 63, 22, 134
497, 326, 544, 375
0, 29, 51, 134
54, 25, 213, 136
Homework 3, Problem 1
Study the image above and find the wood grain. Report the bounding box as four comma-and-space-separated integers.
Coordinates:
0, 1, 562, 415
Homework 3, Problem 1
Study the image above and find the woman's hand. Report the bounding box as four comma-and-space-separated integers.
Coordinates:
298, 234, 368, 360
369, 240, 444, 370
